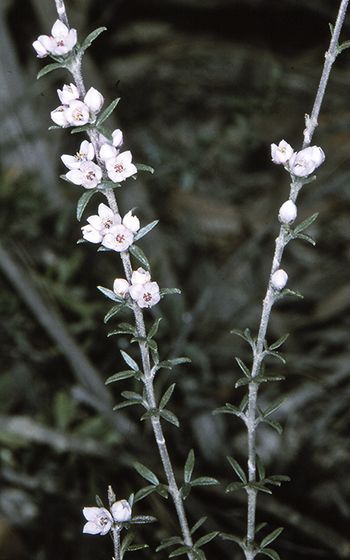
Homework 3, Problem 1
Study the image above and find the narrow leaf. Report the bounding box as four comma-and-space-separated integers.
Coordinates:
130, 515, 157, 524
235, 357, 251, 378
159, 384, 176, 410
157, 357, 191, 370
97, 286, 124, 302
37, 62, 64, 79
121, 391, 143, 402
136, 163, 155, 174
120, 350, 139, 371
134, 486, 156, 502
148, 317, 162, 339
191, 517, 207, 535
169, 546, 191, 558
195, 532, 219, 548
256, 455, 266, 481
70, 124, 93, 135
96, 97, 121, 126
263, 418, 283, 434
134, 462, 159, 485
269, 334, 289, 351
134, 220, 159, 241
263, 398, 285, 418
113, 401, 139, 410
191, 477, 219, 486
260, 548, 281, 560
225, 482, 245, 493
81, 26, 107, 53
160, 288, 181, 297
184, 449, 195, 483
293, 212, 318, 234
227, 456, 247, 483
104, 305, 126, 323
105, 370, 136, 384
129, 244, 150, 270
76, 189, 97, 221
160, 409, 180, 427
156, 537, 183, 552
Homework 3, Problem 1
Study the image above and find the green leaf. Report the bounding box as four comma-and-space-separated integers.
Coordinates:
156, 357, 191, 370
120, 532, 134, 557
190, 517, 207, 535
121, 390, 143, 402
180, 482, 192, 500
262, 398, 285, 418
225, 482, 245, 493
129, 244, 150, 270
80, 26, 107, 53
120, 350, 139, 371
296, 232, 316, 246
160, 409, 180, 427
235, 357, 251, 378
256, 455, 266, 481
156, 537, 183, 552
269, 334, 289, 351
76, 189, 97, 220
48, 125, 62, 130
97, 286, 124, 302
134, 461, 159, 485
195, 532, 218, 548
113, 401, 140, 410
148, 317, 162, 339
115, 322, 136, 335
280, 288, 304, 299
263, 418, 283, 434
134, 485, 156, 503
155, 483, 169, 498
227, 456, 247, 483
160, 288, 181, 297
136, 163, 155, 174
96, 97, 121, 126
37, 62, 64, 79
256, 375, 285, 384
140, 408, 160, 421
105, 370, 136, 384
184, 449, 195, 483
169, 546, 192, 558
235, 377, 250, 388
230, 328, 255, 348
249, 482, 272, 495
239, 394, 249, 412
126, 543, 149, 551
213, 404, 241, 417
134, 220, 159, 241
191, 477, 219, 486
70, 125, 93, 135
159, 383, 176, 410
256, 522, 268, 533
267, 474, 291, 483
130, 515, 157, 524
338, 39, 350, 54
260, 548, 281, 560
220, 533, 243, 545
104, 304, 126, 323
293, 212, 318, 235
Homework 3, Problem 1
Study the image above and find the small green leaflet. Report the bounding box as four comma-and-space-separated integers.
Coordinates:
80, 26, 107, 54
76, 189, 98, 221
96, 98, 121, 126
37, 62, 65, 80
129, 244, 150, 270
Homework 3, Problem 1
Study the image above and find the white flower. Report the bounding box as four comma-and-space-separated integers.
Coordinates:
48, 20, 77, 56
66, 161, 102, 189
289, 146, 325, 177
111, 500, 132, 523
32, 37, 50, 58
65, 100, 90, 126
51, 105, 69, 127
81, 224, 103, 244
271, 140, 294, 165
131, 267, 151, 286
278, 200, 297, 225
112, 129, 123, 147
271, 269, 288, 291
57, 83, 79, 105
84, 87, 104, 113
82, 507, 113, 536
61, 140, 95, 169
123, 210, 140, 233
85, 203, 121, 237
106, 151, 137, 183
99, 143, 118, 161
113, 278, 130, 298
102, 225, 134, 252
129, 281, 160, 308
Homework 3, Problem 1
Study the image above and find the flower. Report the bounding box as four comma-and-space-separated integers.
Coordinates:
131, 267, 151, 285
106, 151, 137, 183
50, 106, 69, 127
271, 269, 288, 291
99, 143, 118, 161
66, 161, 102, 189
122, 210, 140, 233
57, 83, 80, 105
271, 140, 294, 165
61, 140, 95, 170
278, 200, 297, 225
112, 129, 123, 147
129, 281, 160, 308
64, 100, 90, 126
102, 225, 134, 252
84, 87, 104, 113
111, 500, 132, 523
33, 20, 77, 58
82, 507, 113, 536
81, 203, 120, 242
113, 278, 130, 298
289, 146, 325, 177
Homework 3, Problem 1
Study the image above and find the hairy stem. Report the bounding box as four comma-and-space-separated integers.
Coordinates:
53, 2, 194, 555
243, 2, 349, 557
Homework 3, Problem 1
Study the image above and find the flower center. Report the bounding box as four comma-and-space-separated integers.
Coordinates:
104, 219, 113, 228
75, 151, 85, 161
114, 163, 124, 173
99, 516, 109, 527
86, 171, 96, 181
73, 109, 84, 121
56, 40, 65, 47
143, 292, 152, 302
116, 234, 125, 243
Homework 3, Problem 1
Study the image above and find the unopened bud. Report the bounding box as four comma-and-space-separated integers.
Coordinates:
278, 200, 297, 224
271, 269, 288, 291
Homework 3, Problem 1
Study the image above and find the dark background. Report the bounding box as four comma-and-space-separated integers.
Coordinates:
1, 0, 350, 558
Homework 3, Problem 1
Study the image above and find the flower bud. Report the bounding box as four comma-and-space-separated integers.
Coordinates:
84, 87, 104, 113
111, 500, 132, 523
271, 269, 288, 291
50, 106, 69, 127
99, 143, 117, 161
123, 210, 140, 233
32, 39, 49, 58
113, 278, 130, 298
57, 83, 79, 105
271, 140, 294, 165
289, 145, 325, 177
112, 129, 123, 147
278, 200, 297, 224
131, 267, 151, 285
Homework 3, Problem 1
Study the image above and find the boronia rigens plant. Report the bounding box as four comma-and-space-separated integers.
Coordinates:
32, 0, 349, 559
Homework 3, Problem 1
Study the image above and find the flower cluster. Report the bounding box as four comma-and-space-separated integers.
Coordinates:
114, 267, 161, 309
83, 499, 132, 535
82, 203, 140, 251
271, 140, 325, 178
51, 83, 104, 127
33, 20, 77, 58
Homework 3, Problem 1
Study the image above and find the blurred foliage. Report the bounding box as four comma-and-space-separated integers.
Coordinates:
1, 0, 350, 559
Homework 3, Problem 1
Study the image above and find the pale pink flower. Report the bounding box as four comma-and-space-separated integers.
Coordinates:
106, 151, 137, 183
66, 161, 102, 189
61, 140, 95, 170
82, 507, 113, 536
64, 100, 90, 126
32, 38, 50, 58
271, 140, 294, 165
99, 143, 118, 161
81, 225, 103, 244
131, 267, 151, 286
129, 281, 160, 308
84, 87, 104, 113
111, 500, 132, 523
83, 203, 121, 242
289, 146, 325, 177
57, 83, 79, 105
122, 210, 140, 233
271, 269, 288, 290
33, 20, 77, 58
50, 105, 69, 127
113, 278, 130, 298
102, 225, 134, 252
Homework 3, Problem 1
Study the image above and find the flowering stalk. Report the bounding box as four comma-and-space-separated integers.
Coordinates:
33, 2, 222, 559
216, 2, 350, 559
